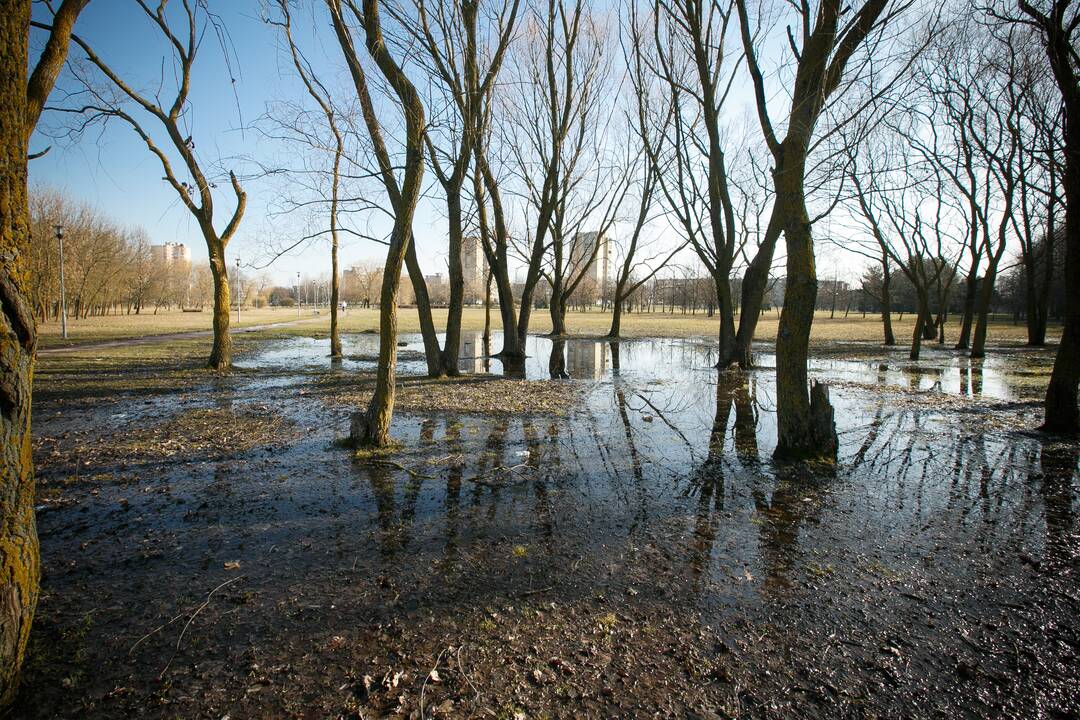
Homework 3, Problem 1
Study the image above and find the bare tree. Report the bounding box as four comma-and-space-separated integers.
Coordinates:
326, 0, 426, 446
502, 0, 622, 337
734, 0, 907, 460
1, 0, 89, 706
411, 0, 520, 373
631, 0, 752, 366
1009, 0, 1080, 432
847, 132, 963, 359
48, 1, 247, 369
270, 1, 349, 358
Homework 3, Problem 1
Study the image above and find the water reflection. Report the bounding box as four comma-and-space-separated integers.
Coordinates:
1038, 438, 1078, 571
548, 338, 568, 379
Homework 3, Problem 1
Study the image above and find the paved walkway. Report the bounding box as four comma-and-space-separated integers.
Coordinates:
37, 315, 328, 355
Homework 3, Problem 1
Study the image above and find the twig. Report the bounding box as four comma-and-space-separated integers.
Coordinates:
158, 575, 246, 678
419, 647, 448, 720
456, 645, 481, 703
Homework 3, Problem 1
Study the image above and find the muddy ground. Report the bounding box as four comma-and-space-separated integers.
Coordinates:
11, 333, 1080, 719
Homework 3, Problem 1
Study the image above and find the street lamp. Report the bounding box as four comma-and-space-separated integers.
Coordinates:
235, 256, 241, 323
296, 271, 301, 317
54, 224, 67, 339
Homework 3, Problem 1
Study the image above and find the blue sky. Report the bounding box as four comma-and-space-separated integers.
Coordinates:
30, 0, 462, 286
28, 1, 885, 289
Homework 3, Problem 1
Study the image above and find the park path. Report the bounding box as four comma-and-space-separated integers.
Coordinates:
37, 315, 329, 356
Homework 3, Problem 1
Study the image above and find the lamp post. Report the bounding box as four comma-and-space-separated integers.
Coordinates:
296, 271, 301, 317
235, 256, 241, 323
54, 224, 67, 339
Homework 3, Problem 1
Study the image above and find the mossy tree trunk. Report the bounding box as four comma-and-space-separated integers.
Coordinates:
736, 0, 892, 461
206, 241, 232, 370
2, 0, 87, 707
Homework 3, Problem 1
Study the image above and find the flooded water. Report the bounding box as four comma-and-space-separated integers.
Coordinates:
247, 330, 1050, 401
22, 332, 1079, 718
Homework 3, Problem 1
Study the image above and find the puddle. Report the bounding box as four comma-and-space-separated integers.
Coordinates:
22, 332, 1079, 718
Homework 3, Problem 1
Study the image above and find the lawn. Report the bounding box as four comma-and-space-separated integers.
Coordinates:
37, 304, 1054, 349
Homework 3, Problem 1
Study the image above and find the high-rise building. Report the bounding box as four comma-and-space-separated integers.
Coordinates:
569, 231, 611, 297
150, 242, 191, 266
461, 236, 488, 301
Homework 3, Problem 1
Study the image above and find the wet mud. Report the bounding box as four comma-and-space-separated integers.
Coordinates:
14, 333, 1079, 719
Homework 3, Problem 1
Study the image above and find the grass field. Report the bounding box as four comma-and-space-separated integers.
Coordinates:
36, 304, 1053, 349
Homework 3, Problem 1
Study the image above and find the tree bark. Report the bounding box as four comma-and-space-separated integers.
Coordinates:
970, 260, 1001, 359
440, 189, 465, 376
0, 7, 37, 702
3, 0, 87, 705
773, 188, 836, 460
206, 242, 231, 370
881, 256, 895, 346
955, 268, 978, 350
734, 214, 781, 368
608, 279, 625, 338
715, 274, 738, 368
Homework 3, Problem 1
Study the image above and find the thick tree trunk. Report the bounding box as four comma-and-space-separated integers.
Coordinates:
351, 261, 403, 446
1023, 253, 1045, 346
1044, 99, 1080, 432
608, 280, 626, 338
207, 242, 231, 369
1, 3, 37, 704
919, 305, 936, 341
548, 337, 568, 379
549, 287, 567, 337
773, 171, 837, 462
910, 289, 929, 361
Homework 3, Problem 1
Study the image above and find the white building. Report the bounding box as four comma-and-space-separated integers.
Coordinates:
569, 231, 611, 297
461, 236, 488, 300
150, 242, 191, 266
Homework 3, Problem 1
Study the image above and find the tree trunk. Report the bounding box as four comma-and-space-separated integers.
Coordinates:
971, 259, 1002, 359
910, 288, 929, 360
1023, 250, 1044, 346
1, 3, 37, 704
351, 259, 404, 446
207, 242, 231, 369
715, 274, 738, 368
955, 268, 978, 350
548, 337, 568, 379
881, 258, 895, 346
773, 172, 836, 461
329, 153, 343, 358
1044, 76, 1080, 432
608, 280, 626, 338
440, 190, 465, 376
403, 241, 444, 378
735, 214, 781, 368
482, 269, 492, 344
549, 283, 567, 337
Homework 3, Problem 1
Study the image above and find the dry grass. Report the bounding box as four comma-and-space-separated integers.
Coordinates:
337, 306, 1048, 346
36, 307, 315, 348
37, 304, 1052, 349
